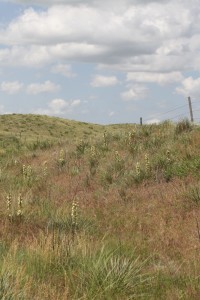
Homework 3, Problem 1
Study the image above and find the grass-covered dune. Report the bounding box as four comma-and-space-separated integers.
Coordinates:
0, 114, 200, 299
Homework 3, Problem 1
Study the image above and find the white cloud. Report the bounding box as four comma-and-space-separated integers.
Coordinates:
127, 72, 183, 85
27, 80, 60, 94
145, 118, 160, 124
176, 77, 200, 98
0, 44, 107, 68
121, 84, 148, 101
0, 81, 24, 94
71, 99, 81, 106
4, 0, 170, 6
109, 111, 115, 117
0, 104, 11, 114
91, 75, 119, 87
0, 1, 198, 74
0, 46, 51, 67
0, 105, 4, 113
48, 98, 69, 114
35, 98, 81, 116
51, 63, 76, 77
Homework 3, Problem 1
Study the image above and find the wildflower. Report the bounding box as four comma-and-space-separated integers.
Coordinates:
128, 130, 136, 145
6, 193, 12, 218
71, 198, 78, 238
136, 162, 141, 177
22, 164, 26, 178
58, 149, 66, 166
17, 193, 23, 218
27, 165, 32, 177
145, 154, 150, 173
166, 150, 171, 164
43, 161, 48, 177
71, 199, 78, 227
115, 151, 121, 162
91, 146, 96, 158
103, 131, 108, 147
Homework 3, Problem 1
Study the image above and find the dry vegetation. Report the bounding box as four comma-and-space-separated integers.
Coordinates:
0, 114, 200, 299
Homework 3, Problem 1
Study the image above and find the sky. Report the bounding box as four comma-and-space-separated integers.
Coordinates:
0, 0, 200, 124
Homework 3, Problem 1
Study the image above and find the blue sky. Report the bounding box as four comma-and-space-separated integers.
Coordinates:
0, 0, 200, 124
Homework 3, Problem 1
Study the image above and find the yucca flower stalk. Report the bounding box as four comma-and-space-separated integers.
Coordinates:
22, 164, 26, 178
23, 164, 32, 181
43, 161, 48, 177
145, 154, 150, 174
58, 149, 66, 167
166, 149, 171, 164
115, 151, 121, 162
136, 162, 141, 177
27, 165, 32, 178
128, 129, 136, 145
91, 146, 96, 158
103, 131, 108, 147
6, 193, 12, 218
59, 149, 65, 160
17, 193, 23, 219
71, 198, 78, 240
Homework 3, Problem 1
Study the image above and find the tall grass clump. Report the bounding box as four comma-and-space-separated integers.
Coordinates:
0, 247, 31, 300
175, 119, 192, 135
68, 245, 153, 299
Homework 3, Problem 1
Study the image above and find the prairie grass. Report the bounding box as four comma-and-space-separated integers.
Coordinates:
0, 115, 200, 299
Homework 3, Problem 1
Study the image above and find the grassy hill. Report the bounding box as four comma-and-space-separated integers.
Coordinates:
0, 114, 200, 299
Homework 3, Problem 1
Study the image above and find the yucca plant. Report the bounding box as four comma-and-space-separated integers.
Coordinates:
69, 246, 152, 299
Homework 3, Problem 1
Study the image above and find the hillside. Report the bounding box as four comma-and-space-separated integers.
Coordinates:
0, 114, 200, 299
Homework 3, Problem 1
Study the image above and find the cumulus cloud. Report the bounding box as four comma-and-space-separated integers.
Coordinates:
51, 63, 76, 77
109, 111, 115, 117
0, 46, 51, 67
0, 104, 9, 114
176, 77, 200, 98
35, 98, 81, 116
121, 84, 148, 101
27, 80, 60, 94
0, 44, 108, 67
0, 0, 199, 74
48, 98, 69, 114
0, 81, 24, 94
4, 0, 170, 6
91, 75, 119, 87
71, 99, 81, 106
5, 0, 68, 4
0, 0, 199, 99
127, 72, 183, 85
146, 118, 160, 124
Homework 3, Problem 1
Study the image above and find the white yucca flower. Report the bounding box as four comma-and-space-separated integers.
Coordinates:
17, 193, 23, 217
136, 162, 141, 177
6, 193, 12, 218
